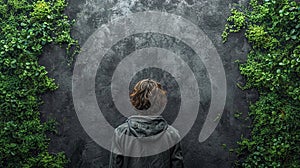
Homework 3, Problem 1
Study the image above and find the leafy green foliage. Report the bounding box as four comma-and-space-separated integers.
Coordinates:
237, 93, 300, 167
222, 9, 246, 41
0, 0, 78, 167
223, 0, 300, 167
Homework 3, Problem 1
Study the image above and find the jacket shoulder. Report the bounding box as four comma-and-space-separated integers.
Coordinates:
165, 125, 181, 140
114, 123, 129, 135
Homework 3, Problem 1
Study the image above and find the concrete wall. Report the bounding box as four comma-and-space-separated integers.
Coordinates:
39, 0, 257, 167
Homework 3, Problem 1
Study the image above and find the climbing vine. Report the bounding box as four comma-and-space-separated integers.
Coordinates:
0, 0, 78, 167
223, 0, 300, 167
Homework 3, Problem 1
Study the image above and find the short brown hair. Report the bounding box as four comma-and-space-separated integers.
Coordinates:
130, 78, 166, 111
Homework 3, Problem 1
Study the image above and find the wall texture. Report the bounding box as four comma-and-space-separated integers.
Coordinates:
39, 0, 257, 167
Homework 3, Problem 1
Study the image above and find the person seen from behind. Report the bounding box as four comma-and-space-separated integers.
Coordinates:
109, 78, 184, 168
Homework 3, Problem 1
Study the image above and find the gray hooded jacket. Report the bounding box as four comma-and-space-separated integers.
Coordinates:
109, 115, 184, 168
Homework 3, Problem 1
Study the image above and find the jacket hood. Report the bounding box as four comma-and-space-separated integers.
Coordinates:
126, 115, 168, 138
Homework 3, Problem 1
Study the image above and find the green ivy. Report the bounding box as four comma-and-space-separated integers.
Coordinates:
223, 0, 300, 167
0, 0, 78, 167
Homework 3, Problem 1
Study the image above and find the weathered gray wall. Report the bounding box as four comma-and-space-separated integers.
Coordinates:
39, 0, 257, 167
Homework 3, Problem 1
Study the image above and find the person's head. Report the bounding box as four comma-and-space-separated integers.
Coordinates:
130, 78, 167, 114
